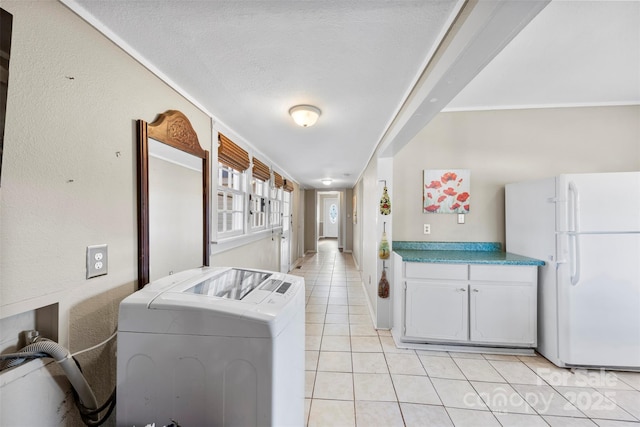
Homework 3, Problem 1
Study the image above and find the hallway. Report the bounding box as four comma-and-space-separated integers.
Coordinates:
290, 240, 640, 426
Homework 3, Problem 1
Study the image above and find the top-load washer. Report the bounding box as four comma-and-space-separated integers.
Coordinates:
116, 266, 305, 427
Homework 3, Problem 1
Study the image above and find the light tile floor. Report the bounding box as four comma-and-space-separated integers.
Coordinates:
289, 239, 640, 427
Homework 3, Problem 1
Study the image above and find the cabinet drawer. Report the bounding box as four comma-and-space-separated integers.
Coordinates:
469, 265, 536, 283
405, 263, 467, 280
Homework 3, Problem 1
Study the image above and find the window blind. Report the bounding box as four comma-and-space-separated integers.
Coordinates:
218, 133, 250, 172
273, 172, 284, 188
252, 157, 271, 182
284, 179, 294, 192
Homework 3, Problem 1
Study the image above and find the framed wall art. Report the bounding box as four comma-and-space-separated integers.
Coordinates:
423, 169, 470, 214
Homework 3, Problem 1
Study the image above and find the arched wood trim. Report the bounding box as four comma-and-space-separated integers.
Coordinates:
147, 110, 207, 158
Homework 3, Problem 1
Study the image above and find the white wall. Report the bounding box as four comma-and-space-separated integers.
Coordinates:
359, 159, 379, 311
212, 234, 280, 271
352, 182, 363, 268
343, 188, 354, 253
393, 106, 640, 245
351, 156, 394, 329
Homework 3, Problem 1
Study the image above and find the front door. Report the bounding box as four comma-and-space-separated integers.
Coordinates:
323, 198, 339, 238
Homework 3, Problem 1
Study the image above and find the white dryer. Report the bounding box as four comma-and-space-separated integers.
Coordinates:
116, 267, 305, 427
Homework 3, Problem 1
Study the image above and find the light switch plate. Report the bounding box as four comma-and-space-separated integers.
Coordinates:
458, 214, 465, 224
87, 244, 108, 279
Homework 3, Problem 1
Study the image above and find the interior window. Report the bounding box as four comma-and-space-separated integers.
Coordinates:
217, 164, 245, 237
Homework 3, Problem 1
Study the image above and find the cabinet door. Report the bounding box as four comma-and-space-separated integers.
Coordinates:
470, 283, 536, 345
405, 281, 468, 341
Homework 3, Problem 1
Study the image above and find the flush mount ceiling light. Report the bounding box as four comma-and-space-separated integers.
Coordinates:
289, 105, 321, 127
321, 179, 332, 186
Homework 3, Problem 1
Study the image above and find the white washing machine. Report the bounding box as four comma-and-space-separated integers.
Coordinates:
116, 267, 305, 427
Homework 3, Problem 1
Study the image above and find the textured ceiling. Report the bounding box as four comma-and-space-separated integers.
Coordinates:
63, 0, 639, 189
66, 0, 461, 188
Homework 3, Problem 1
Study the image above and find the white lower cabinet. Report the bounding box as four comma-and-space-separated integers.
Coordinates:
469, 282, 536, 345
405, 281, 468, 341
402, 263, 537, 347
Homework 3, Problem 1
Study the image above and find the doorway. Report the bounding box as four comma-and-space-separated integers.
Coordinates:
280, 190, 291, 273
317, 191, 341, 252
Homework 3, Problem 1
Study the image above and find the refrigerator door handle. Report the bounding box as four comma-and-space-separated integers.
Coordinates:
568, 181, 581, 285
569, 233, 581, 285
568, 181, 581, 233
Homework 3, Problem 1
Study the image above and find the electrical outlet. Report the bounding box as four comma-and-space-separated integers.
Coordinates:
423, 224, 431, 234
87, 244, 108, 279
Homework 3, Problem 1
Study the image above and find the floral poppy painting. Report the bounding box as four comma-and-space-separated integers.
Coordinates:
423, 169, 470, 214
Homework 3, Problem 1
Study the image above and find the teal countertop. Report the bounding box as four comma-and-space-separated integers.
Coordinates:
393, 241, 545, 266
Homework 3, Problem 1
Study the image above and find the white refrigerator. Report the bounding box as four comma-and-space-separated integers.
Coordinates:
506, 172, 640, 369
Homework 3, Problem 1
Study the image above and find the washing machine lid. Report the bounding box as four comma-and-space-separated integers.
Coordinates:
149, 267, 293, 307
121, 267, 304, 337
183, 268, 272, 301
